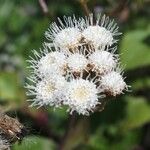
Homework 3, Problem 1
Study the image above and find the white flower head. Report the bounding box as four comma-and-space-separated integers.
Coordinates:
89, 50, 117, 74
26, 14, 128, 115
45, 16, 83, 50
64, 78, 103, 115
82, 26, 113, 48
37, 51, 67, 77
53, 27, 82, 50
26, 75, 66, 108
82, 14, 121, 48
67, 53, 88, 73
27, 45, 67, 77
100, 71, 127, 96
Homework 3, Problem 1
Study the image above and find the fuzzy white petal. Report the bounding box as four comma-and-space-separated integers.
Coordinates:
37, 51, 67, 76
100, 71, 127, 96
89, 50, 117, 74
53, 27, 82, 49
64, 78, 102, 115
27, 75, 66, 107
82, 26, 113, 48
67, 53, 88, 72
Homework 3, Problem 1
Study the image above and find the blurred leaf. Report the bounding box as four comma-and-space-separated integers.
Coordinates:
89, 127, 140, 150
120, 27, 150, 69
89, 128, 108, 150
119, 96, 150, 131
0, 72, 25, 104
61, 118, 89, 150
131, 77, 150, 90
0, 1, 14, 19
109, 130, 140, 150
8, 10, 28, 33
12, 136, 56, 150
0, 31, 7, 47
46, 107, 68, 136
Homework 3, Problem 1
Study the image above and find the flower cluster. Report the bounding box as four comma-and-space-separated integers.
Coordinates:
26, 14, 128, 115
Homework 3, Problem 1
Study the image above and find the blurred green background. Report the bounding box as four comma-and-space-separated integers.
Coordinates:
0, 0, 150, 150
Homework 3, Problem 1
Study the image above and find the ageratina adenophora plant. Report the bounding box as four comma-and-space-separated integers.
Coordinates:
26, 14, 129, 115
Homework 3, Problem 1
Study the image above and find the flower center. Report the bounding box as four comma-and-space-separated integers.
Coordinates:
48, 56, 56, 64
72, 86, 89, 101
45, 83, 56, 93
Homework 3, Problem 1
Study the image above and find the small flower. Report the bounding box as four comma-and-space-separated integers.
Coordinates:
82, 26, 113, 48
45, 16, 83, 50
64, 78, 103, 115
67, 53, 88, 73
37, 51, 67, 77
82, 14, 121, 48
100, 71, 127, 96
53, 28, 82, 50
89, 50, 117, 74
26, 75, 66, 108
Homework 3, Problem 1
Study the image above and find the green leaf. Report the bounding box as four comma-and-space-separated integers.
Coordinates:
89, 128, 108, 150
109, 130, 140, 150
61, 119, 89, 150
8, 10, 28, 33
0, 72, 25, 103
120, 27, 150, 70
0, 31, 7, 47
119, 96, 150, 131
131, 77, 150, 91
12, 136, 56, 150
89, 127, 140, 150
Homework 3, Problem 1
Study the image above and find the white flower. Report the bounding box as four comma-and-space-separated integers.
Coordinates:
89, 50, 117, 74
100, 71, 127, 96
64, 78, 103, 115
26, 14, 128, 115
82, 14, 121, 48
82, 26, 113, 48
67, 53, 88, 72
26, 75, 66, 108
37, 51, 67, 77
53, 28, 82, 50
45, 16, 83, 50
27, 46, 67, 77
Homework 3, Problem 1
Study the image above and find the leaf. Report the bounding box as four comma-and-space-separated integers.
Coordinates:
131, 77, 150, 91
12, 136, 56, 150
61, 118, 89, 150
8, 10, 28, 33
0, 31, 7, 47
89, 127, 140, 150
120, 27, 150, 70
119, 96, 150, 131
0, 72, 25, 104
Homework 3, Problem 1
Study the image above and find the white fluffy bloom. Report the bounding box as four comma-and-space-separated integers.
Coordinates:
67, 53, 88, 72
89, 50, 117, 74
45, 16, 83, 50
100, 71, 127, 96
82, 26, 113, 48
37, 51, 67, 76
53, 28, 82, 49
64, 78, 103, 115
26, 14, 128, 115
27, 75, 66, 108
